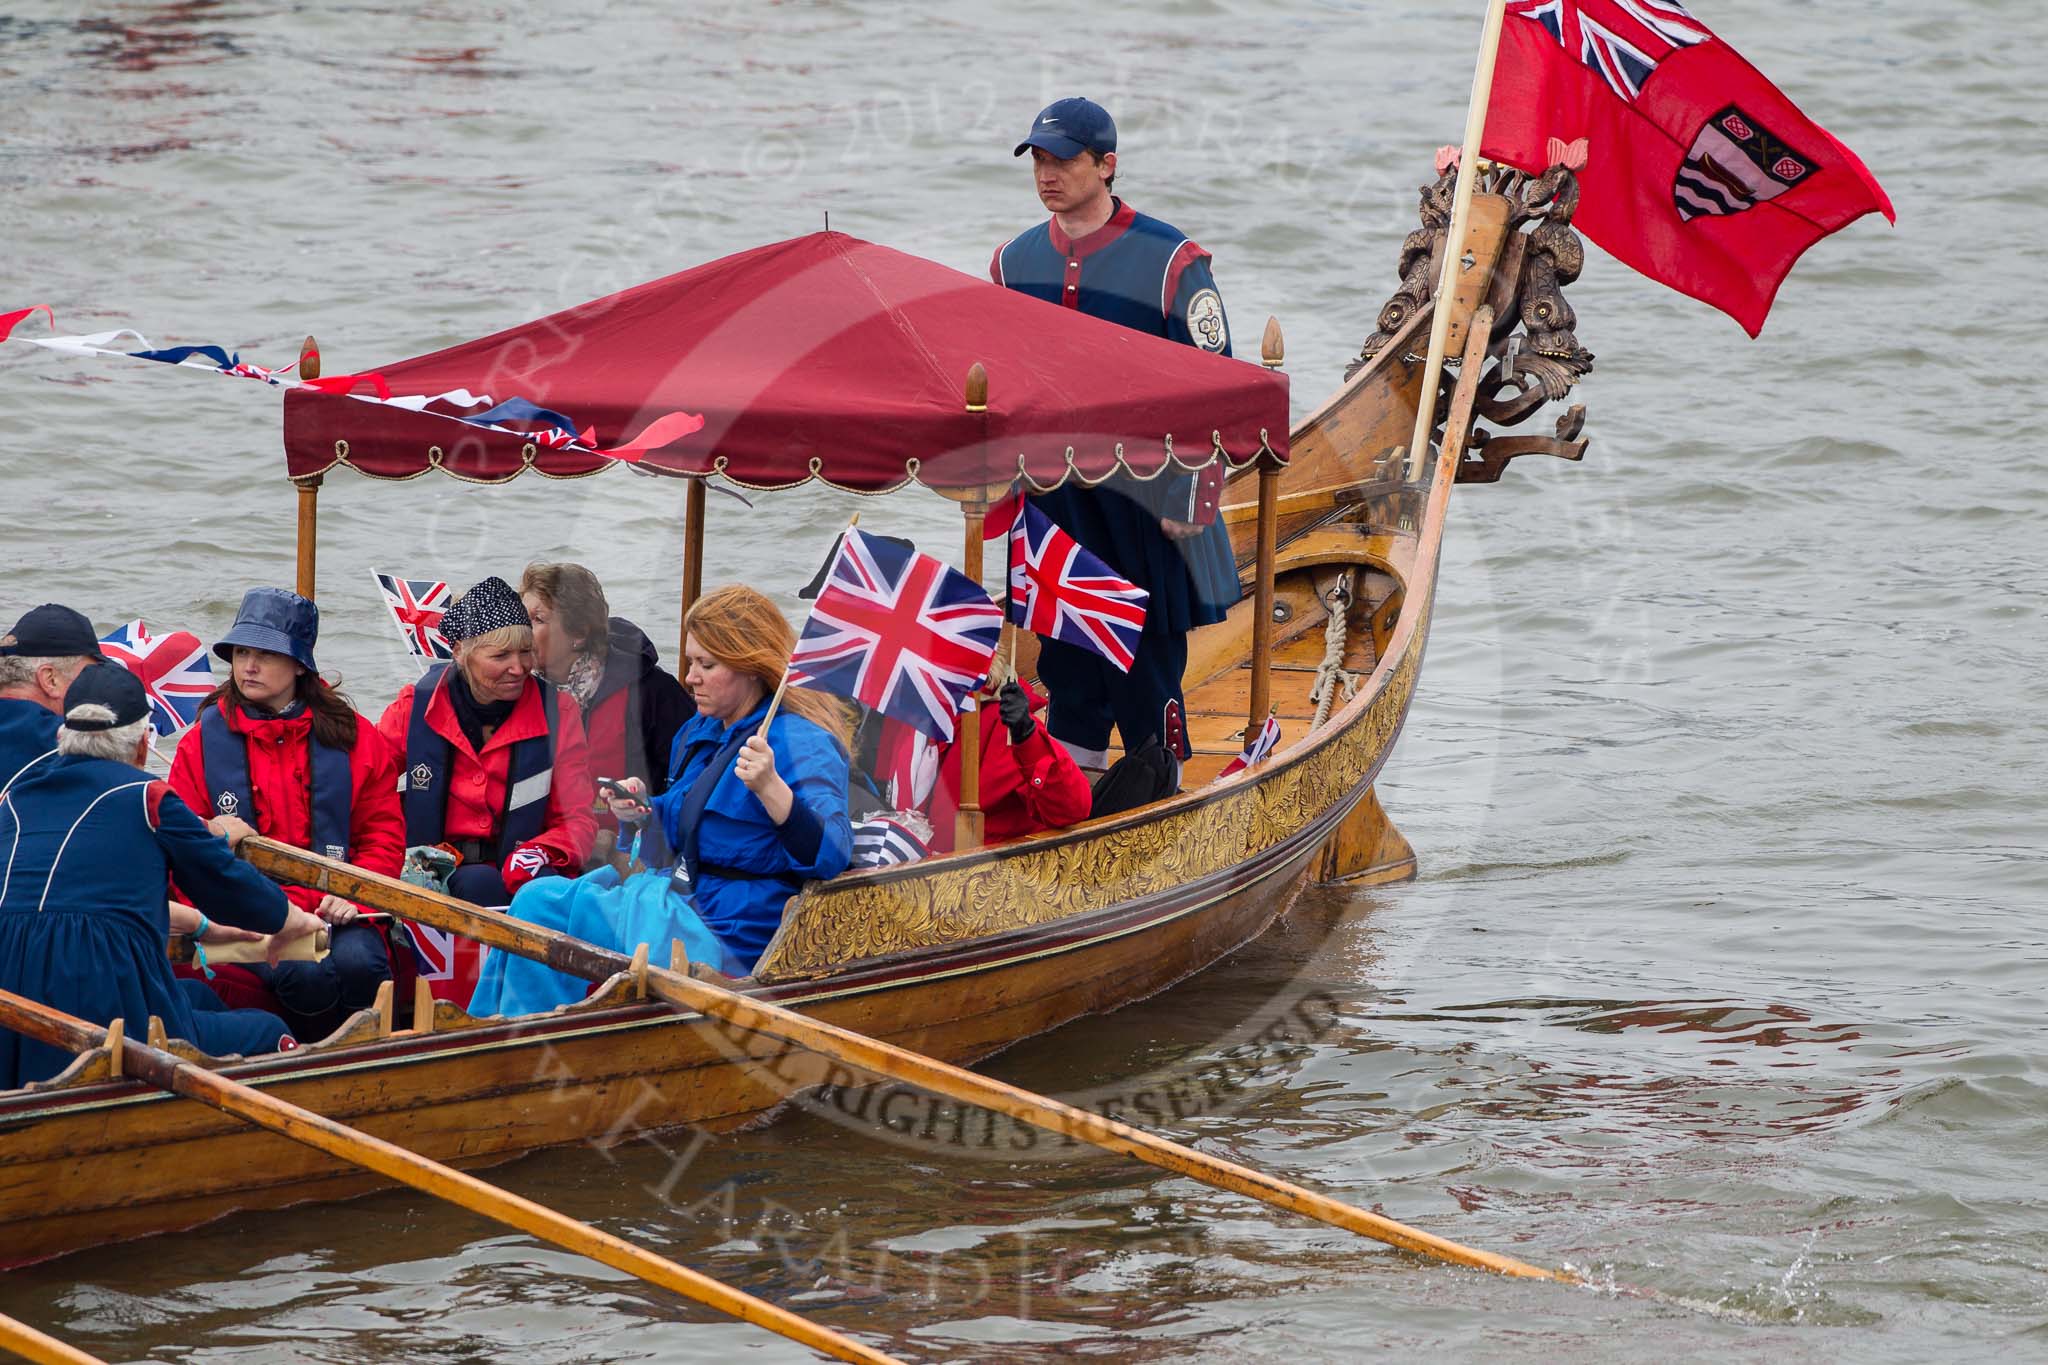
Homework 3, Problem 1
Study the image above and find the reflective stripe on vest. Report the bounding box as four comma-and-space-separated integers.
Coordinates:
199, 704, 354, 861
401, 665, 558, 861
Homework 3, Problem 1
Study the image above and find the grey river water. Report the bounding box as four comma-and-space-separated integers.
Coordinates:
2, 1, 2044, 1360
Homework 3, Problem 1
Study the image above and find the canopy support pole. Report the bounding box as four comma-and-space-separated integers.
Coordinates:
680, 477, 706, 662
293, 475, 322, 601
1404, 0, 1509, 483
955, 495, 987, 852
1248, 318, 1286, 743
292, 335, 325, 602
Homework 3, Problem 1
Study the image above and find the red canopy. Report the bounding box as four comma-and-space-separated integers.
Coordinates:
282, 231, 1288, 493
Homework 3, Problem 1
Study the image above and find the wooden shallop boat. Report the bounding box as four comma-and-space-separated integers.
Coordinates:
0, 157, 1593, 1269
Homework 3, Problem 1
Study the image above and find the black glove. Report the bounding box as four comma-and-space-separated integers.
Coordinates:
997, 681, 1034, 745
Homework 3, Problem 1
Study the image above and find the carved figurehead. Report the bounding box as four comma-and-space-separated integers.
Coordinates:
1352, 143, 1599, 483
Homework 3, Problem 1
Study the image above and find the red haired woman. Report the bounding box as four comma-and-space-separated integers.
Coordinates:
608, 585, 852, 972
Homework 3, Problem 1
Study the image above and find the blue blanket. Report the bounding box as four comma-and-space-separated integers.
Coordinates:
465, 865, 742, 1018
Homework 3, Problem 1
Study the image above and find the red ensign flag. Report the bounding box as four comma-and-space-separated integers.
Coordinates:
1481, 0, 1894, 336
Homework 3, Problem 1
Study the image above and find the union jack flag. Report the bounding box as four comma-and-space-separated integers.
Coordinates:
97, 621, 214, 735
1218, 713, 1283, 779
786, 529, 1002, 742
1507, 0, 1708, 104
373, 571, 453, 660
401, 923, 489, 1004
1007, 501, 1149, 673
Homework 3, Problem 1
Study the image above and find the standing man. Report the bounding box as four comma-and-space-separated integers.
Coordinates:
992, 97, 1241, 783
0, 604, 107, 787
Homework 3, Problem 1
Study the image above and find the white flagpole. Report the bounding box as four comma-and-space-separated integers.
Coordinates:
1405, 0, 1512, 482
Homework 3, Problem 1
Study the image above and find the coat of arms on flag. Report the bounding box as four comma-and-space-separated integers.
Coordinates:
97, 621, 213, 735
1484, 0, 1893, 335
373, 571, 453, 660
1008, 501, 1149, 673
785, 528, 1002, 742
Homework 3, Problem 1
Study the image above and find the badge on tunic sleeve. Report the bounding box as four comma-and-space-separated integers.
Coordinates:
1185, 289, 1227, 352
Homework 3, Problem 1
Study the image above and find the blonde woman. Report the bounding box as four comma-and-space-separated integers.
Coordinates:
608, 585, 852, 972
376, 577, 595, 912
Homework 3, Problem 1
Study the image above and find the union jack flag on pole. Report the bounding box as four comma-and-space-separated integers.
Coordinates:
97, 621, 214, 735
1218, 713, 1283, 779
786, 528, 1003, 742
372, 571, 453, 661
1007, 501, 1149, 673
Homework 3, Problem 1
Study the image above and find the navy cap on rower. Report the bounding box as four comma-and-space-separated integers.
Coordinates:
60, 663, 150, 732
1013, 97, 1117, 160
0, 604, 107, 661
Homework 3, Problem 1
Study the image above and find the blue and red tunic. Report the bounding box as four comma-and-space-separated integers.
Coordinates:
991, 199, 1240, 633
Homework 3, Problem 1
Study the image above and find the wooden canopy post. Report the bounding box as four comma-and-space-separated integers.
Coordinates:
1247, 318, 1286, 743
953, 362, 992, 851
680, 476, 706, 662
1404, 0, 1509, 483
292, 335, 324, 600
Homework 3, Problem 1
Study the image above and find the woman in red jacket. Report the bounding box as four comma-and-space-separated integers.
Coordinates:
376, 576, 596, 911
874, 679, 1093, 853
169, 587, 404, 1040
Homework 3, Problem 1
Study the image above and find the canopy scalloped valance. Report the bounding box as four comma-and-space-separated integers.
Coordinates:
281, 231, 1287, 494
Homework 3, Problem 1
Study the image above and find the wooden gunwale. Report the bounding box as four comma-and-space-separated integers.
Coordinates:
0, 703, 1388, 1135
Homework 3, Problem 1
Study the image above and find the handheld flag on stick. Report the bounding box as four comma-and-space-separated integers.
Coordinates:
1481, 0, 1894, 335
1008, 501, 1149, 673
97, 621, 213, 736
372, 572, 453, 661
1218, 713, 1283, 779
786, 528, 1002, 742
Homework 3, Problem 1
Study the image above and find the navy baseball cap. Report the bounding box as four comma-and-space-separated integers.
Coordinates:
0, 604, 107, 661
1014, 98, 1117, 160
61, 662, 150, 731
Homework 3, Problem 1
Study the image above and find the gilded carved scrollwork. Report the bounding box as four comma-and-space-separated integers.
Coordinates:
755, 610, 1427, 982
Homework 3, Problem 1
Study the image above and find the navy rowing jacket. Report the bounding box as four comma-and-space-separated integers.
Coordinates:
991, 200, 1241, 631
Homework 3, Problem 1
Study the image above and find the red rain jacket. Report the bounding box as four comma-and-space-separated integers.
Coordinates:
877, 684, 1092, 854
376, 677, 596, 885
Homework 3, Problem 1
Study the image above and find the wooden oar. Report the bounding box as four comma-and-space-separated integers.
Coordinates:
0, 990, 899, 1365
243, 838, 1572, 1283
0, 1313, 104, 1365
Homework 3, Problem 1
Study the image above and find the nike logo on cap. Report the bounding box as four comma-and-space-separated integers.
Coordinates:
1041, 117, 1058, 124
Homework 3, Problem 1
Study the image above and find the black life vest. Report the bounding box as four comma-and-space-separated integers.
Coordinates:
198, 703, 354, 860
398, 664, 557, 861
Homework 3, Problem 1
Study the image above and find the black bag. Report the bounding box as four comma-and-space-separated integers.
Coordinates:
1088, 737, 1178, 819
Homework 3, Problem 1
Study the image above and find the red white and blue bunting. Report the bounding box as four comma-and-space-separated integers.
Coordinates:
0, 305, 704, 462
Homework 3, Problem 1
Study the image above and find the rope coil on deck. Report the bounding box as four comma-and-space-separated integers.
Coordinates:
1308, 577, 1362, 731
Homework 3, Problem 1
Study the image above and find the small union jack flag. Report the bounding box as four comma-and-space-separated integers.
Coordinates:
401, 923, 489, 1004
1008, 501, 1149, 673
97, 621, 214, 735
1507, 0, 1708, 104
786, 529, 1002, 742
1218, 713, 1283, 779
373, 571, 453, 660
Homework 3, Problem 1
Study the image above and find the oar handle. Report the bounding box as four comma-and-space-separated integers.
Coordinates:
238, 838, 1571, 1284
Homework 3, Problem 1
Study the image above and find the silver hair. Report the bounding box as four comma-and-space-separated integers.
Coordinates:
56, 710, 151, 764
0, 654, 86, 692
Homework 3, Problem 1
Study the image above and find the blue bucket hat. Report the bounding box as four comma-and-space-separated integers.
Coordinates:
1013, 97, 1117, 160
214, 587, 319, 673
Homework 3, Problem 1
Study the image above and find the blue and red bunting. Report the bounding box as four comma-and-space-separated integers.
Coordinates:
0, 305, 700, 462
